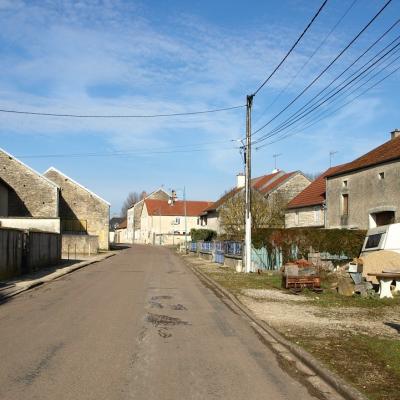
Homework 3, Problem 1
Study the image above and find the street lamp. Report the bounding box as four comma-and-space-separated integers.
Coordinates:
169, 187, 188, 252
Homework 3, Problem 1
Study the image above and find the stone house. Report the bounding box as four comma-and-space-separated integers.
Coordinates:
201, 170, 311, 234
285, 165, 344, 228
0, 148, 60, 232
326, 129, 400, 229
44, 167, 110, 250
126, 188, 170, 243
139, 199, 212, 245
114, 219, 129, 244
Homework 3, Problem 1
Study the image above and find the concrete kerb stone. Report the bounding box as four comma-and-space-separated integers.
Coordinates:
3, 252, 117, 300
183, 257, 367, 400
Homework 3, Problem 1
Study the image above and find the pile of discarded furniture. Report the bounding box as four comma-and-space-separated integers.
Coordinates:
282, 259, 322, 293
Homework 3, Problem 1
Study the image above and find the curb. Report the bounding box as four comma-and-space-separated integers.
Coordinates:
2, 252, 117, 300
183, 257, 367, 400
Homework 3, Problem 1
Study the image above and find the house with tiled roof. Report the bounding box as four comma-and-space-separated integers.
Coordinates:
201, 170, 311, 234
139, 198, 212, 245
285, 165, 345, 228
326, 129, 400, 229
126, 188, 170, 243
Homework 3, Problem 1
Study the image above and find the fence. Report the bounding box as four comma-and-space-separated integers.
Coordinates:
187, 240, 282, 271
0, 228, 61, 279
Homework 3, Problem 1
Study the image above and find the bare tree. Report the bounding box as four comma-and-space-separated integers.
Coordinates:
219, 189, 288, 238
120, 191, 147, 217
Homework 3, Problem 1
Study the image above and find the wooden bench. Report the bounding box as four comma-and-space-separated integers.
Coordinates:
367, 272, 400, 299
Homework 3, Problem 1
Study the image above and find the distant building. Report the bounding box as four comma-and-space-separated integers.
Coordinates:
201, 170, 311, 233
44, 167, 110, 250
285, 165, 344, 228
139, 199, 212, 245
126, 188, 170, 243
114, 219, 129, 244
326, 129, 400, 229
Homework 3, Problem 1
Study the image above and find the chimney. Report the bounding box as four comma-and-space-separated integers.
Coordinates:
391, 128, 400, 140
236, 173, 245, 189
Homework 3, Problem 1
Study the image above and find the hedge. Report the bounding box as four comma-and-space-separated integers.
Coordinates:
190, 228, 217, 242
252, 228, 366, 261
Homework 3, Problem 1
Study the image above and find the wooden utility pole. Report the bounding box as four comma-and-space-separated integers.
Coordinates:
244, 94, 254, 273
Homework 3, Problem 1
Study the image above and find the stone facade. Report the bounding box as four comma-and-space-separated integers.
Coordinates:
326, 160, 400, 229
126, 189, 170, 243
0, 149, 59, 217
44, 167, 110, 250
268, 172, 311, 203
285, 206, 324, 228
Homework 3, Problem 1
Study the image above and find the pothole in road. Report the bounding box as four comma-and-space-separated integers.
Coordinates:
149, 301, 163, 309
170, 304, 187, 311
151, 295, 173, 300
146, 313, 190, 327
158, 328, 172, 338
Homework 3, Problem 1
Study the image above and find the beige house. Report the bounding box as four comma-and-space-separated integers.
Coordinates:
285, 165, 344, 228
139, 198, 212, 245
201, 170, 311, 233
126, 188, 170, 243
44, 167, 110, 250
326, 129, 400, 229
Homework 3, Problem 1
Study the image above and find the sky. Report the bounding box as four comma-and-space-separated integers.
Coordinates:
0, 0, 399, 215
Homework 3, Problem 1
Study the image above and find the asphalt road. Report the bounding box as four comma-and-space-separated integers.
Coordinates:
0, 245, 318, 400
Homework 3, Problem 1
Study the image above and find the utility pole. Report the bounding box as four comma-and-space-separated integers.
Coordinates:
183, 186, 188, 254
244, 94, 254, 273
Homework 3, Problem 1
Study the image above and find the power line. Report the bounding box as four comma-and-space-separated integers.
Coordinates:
252, 0, 329, 96
255, 18, 400, 140
254, 0, 359, 122
16, 140, 241, 159
255, 29, 400, 144
0, 104, 245, 118
252, 0, 393, 136
255, 62, 400, 150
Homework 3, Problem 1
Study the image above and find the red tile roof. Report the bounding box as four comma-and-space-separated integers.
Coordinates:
144, 199, 212, 216
327, 135, 400, 178
258, 172, 296, 194
287, 165, 346, 209
205, 170, 298, 211
117, 219, 127, 229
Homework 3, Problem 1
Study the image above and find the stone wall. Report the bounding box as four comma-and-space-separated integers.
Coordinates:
326, 160, 400, 229
273, 173, 311, 203
285, 206, 325, 228
0, 217, 60, 233
44, 168, 110, 250
0, 150, 58, 217
62, 234, 99, 256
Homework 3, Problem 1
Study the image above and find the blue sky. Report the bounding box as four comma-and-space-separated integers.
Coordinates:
0, 0, 399, 215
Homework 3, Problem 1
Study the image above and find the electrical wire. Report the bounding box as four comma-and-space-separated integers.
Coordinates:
255, 62, 400, 150
254, 0, 359, 122
254, 30, 400, 143
252, 0, 329, 96
255, 18, 400, 139
251, 0, 393, 136
16, 140, 241, 159
0, 104, 245, 118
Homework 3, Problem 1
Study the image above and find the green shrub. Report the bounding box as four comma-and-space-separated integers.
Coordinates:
190, 228, 217, 242
252, 228, 366, 261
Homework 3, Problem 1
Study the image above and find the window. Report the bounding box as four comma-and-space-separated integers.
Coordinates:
175, 217, 180, 224
343, 180, 348, 188
314, 207, 320, 223
379, 172, 385, 180
365, 233, 383, 249
295, 211, 299, 225
342, 194, 349, 216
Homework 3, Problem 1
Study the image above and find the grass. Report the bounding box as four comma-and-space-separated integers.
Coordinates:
184, 257, 400, 400
197, 263, 282, 295
297, 333, 400, 400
